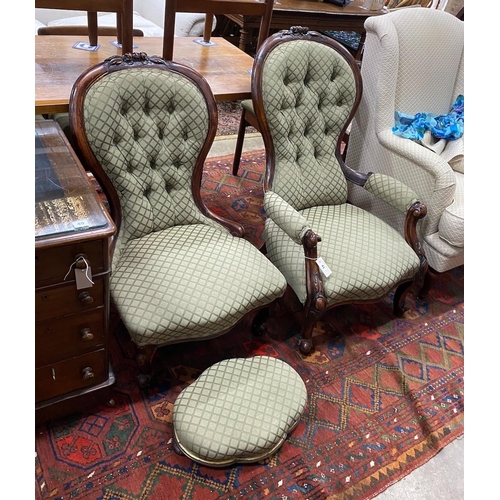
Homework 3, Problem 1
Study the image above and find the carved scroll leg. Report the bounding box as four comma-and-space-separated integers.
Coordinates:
403, 200, 428, 300
299, 230, 328, 355
299, 297, 327, 356
393, 281, 413, 317
298, 309, 325, 356
136, 345, 158, 388
417, 266, 438, 300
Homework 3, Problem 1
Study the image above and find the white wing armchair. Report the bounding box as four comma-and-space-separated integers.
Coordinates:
345, 8, 464, 278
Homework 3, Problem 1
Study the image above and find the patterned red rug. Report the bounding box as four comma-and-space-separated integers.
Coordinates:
215, 101, 258, 137
202, 149, 266, 249
37, 150, 464, 500
34, 280, 463, 497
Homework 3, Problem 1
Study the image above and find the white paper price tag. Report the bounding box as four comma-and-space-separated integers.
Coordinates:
316, 257, 332, 278
75, 265, 94, 289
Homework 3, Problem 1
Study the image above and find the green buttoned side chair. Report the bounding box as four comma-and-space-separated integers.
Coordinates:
251, 27, 429, 355
68, 52, 287, 386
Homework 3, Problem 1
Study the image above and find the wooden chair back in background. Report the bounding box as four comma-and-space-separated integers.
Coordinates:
35, 0, 134, 53
162, 0, 274, 60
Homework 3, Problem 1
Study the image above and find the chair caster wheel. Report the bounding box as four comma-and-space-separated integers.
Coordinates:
394, 302, 408, 317
298, 338, 312, 355
251, 308, 270, 336
137, 373, 151, 389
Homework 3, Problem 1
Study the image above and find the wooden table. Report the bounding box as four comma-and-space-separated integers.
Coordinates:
35, 36, 255, 114
223, 0, 388, 58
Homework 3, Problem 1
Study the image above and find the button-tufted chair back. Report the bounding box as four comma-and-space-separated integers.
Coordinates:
79, 60, 222, 262
257, 35, 359, 211
69, 53, 287, 386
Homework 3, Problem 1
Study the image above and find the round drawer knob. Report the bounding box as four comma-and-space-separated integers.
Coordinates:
80, 328, 94, 341
82, 367, 95, 380
78, 291, 94, 305
75, 254, 89, 269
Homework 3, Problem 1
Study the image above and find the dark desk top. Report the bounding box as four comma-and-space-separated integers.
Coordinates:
35, 120, 115, 242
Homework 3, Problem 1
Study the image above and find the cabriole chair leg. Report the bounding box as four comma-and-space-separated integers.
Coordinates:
136, 345, 157, 388
417, 267, 438, 300
393, 281, 413, 317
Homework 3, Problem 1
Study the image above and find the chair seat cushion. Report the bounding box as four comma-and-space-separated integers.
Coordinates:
241, 99, 254, 114
438, 171, 464, 248
264, 203, 420, 305
173, 356, 307, 466
111, 224, 287, 347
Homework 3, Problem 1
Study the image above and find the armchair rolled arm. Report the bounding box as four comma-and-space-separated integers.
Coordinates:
264, 191, 326, 316
364, 173, 419, 214
264, 191, 313, 245
363, 173, 428, 282
378, 129, 450, 174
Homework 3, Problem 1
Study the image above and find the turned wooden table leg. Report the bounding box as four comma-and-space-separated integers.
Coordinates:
239, 27, 251, 53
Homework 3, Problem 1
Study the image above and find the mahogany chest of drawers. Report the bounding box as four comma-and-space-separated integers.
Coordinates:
35, 120, 116, 425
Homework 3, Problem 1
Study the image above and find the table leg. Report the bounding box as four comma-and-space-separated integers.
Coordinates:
354, 31, 366, 61
87, 12, 98, 47
239, 27, 252, 52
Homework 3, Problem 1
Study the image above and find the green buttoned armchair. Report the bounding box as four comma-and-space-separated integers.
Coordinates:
251, 27, 428, 355
69, 53, 287, 386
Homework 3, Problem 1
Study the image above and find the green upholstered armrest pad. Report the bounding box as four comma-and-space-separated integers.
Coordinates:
364, 173, 419, 214
264, 191, 312, 245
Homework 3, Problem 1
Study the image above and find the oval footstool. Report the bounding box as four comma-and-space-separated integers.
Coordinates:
173, 356, 307, 467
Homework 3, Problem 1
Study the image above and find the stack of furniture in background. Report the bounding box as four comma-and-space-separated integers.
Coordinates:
35, 0, 135, 53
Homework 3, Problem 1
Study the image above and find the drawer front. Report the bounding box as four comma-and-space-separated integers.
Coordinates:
36, 277, 106, 322
36, 308, 106, 367
35, 239, 105, 286
35, 349, 108, 403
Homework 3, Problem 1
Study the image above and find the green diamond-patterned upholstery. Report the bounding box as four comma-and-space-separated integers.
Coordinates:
173, 356, 307, 466
260, 39, 354, 211
264, 202, 420, 305
80, 63, 287, 348
256, 32, 421, 307
241, 98, 254, 115
346, 9, 464, 272
83, 68, 220, 260
263, 191, 311, 245
110, 224, 286, 346
364, 173, 419, 214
